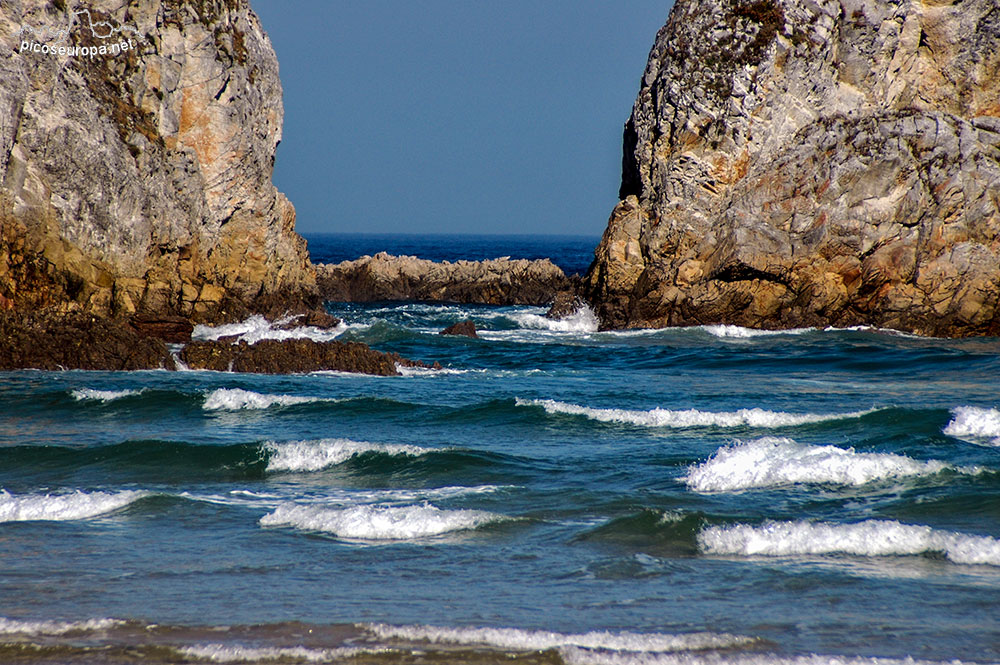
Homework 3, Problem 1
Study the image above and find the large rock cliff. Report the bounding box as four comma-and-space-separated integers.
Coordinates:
0, 0, 315, 321
585, 0, 1000, 336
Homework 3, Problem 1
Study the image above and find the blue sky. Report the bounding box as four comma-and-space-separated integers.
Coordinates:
251, 1, 670, 235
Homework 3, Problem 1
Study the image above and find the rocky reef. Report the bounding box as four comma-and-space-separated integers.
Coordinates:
585, 0, 1000, 336
316, 252, 572, 306
0, 0, 316, 322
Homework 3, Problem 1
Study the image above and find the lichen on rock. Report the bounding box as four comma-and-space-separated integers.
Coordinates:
586, 0, 1000, 337
0, 0, 315, 322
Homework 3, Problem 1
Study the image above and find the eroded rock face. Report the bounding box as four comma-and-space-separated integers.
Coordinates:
0, 0, 315, 322
316, 253, 572, 306
585, 0, 1000, 336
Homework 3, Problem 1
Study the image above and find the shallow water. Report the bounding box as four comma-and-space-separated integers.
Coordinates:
2, 240, 1000, 664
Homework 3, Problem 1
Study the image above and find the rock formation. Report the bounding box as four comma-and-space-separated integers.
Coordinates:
0, 0, 316, 322
439, 320, 478, 338
316, 252, 572, 305
585, 0, 1000, 336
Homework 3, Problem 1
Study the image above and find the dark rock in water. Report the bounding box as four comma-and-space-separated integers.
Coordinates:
439, 320, 478, 338
0, 312, 172, 371
180, 338, 434, 376
130, 314, 194, 343
585, 0, 1000, 337
274, 310, 341, 331
315, 253, 571, 305
546, 291, 586, 320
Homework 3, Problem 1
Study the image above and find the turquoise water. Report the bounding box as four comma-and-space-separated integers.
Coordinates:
1, 237, 999, 664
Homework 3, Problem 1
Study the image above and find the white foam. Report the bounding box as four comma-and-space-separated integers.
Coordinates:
519, 399, 877, 429
0, 489, 148, 522
192, 314, 347, 345
702, 325, 811, 338
203, 388, 332, 411
363, 623, 756, 653
0, 617, 123, 635
699, 519, 1000, 566
944, 406, 1000, 446
70, 388, 142, 402
264, 439, 434, 472
260, 502, 505, 540
178, 644, 368, 662
560, 649, 973, 665
685, 437, 965, 492
395, 365, 474, 377
511, 304, 599, 333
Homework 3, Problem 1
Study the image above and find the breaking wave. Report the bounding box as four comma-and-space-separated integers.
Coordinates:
698, 519, 1000, 566
685, 437, 968, 492
202, 388, 334, 411
362, 623, 757, 653
177, 644, 367, 662
511, 304, 599, 333
191, 314, 347, 344
0, 489, 148, 522
701, 325, 811, 338
264, 438, 436, 472
0, 617, 123, 635
70, 388, 143, 402
943, 406, 1000, 446
519, 399, 878, 429
259, 502, 507, 540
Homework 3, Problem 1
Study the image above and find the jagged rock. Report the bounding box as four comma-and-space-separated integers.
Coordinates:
439, 320, 478, 338
316, 253, 571, 305
129, 313, 193, 343
546, 291, 586, 320
180, 338, 431, 376
0, 311, 173, 370
0, 0, 316, 322
585, 0, 1000, 337
274, 310, 341, 331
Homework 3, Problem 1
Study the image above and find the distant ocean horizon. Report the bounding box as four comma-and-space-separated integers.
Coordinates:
304, 232, 601, 277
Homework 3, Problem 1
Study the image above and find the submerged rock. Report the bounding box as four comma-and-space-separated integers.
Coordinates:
316, 253, 571, 305
585, 0, 1000, 337
181, 339, 405, 375
439, 320, 478, 339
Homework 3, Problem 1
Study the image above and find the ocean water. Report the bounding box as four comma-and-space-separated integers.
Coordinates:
2, 236, 1000, 664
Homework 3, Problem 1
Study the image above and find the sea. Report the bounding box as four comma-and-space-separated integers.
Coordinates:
1, 233, 999, 665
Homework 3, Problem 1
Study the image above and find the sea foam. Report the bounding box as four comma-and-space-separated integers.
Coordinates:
192, 314, 347, 345
698, 519, 1000, 566
70, 388, 143, 402
0, 617, 123, 635
363, 623, 756, 653
685, 437, 963, 492
264, 438, 434, 472
511, 304, 599, 333
0, 489, 147, 522
560, 649, 975, 665
702, 325, 811, 338
178, 644, 368, 662
259, 502, 505, 540
203, 388, 331, 411
519, 399, 876, 429
943, 406, 1000, 446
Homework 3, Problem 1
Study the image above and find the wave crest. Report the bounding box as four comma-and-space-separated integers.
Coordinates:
362, 623, 756, 653
259, 502, 506, 540
70, 388, 143, 402
519, 399, 877, 429
264, 439, 434, 472
203, 388, 330, 411
0, 489, 147, 522
944, 406, 1000, 446
685, 437, 964, 492
698, 519, 1000, 566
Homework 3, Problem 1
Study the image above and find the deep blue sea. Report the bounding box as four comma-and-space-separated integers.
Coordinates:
2, 235, 1000, 665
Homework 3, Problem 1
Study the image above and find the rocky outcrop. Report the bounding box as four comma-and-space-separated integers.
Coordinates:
316, 252, 572, 305
585, 0, 1000, 336
180, 338, 425, 376
129, 313, 193, 343
0, 311, 172, 370
439, 320, 478, 338
0, 0, 316, 322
